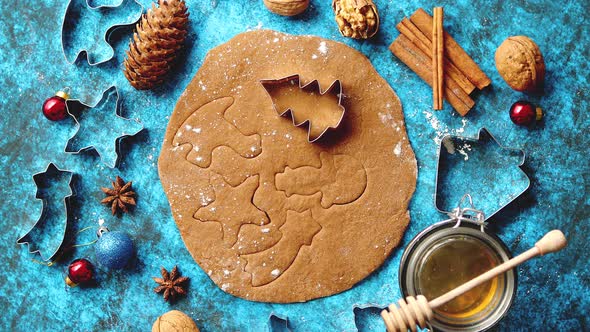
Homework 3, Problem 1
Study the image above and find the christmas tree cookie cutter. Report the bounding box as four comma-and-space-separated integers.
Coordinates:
61, 0, 143, 65
260, 74, 346, 143
435, 127, 531, 220
17, 163, 75, 261
65, 86, 144, 168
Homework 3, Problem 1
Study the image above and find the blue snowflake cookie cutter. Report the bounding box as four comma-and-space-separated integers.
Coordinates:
17, 163, 75, 261
61, 0, 143, 65
65, 86, 144, 168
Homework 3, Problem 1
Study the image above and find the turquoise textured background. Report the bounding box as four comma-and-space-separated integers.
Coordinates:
1, 0, 588, 331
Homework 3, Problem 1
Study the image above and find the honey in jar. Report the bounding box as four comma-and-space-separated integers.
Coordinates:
416, 236, 502, 318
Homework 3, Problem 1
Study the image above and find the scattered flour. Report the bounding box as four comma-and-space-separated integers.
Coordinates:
271, 269, 280, 276
423, 110, 470, 147
437, 119, 472, 160
318, 41, 328, 55
393, 142, 402, 156
377, 111, 403, 135
457, 143, 472, 161
246, 22, 263, 31
198, 192, 213, 206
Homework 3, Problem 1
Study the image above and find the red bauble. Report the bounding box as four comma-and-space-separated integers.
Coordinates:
66, 258, 94, 287
509, 101, 543, 126
42, 91, 69, 121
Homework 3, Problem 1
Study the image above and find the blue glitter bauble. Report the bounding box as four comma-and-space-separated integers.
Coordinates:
95, 231, 134, 269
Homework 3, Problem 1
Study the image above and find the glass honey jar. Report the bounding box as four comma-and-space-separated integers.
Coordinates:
399, 217, 516, 331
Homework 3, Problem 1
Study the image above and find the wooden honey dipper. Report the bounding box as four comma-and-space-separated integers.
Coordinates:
381, 230, 567, 332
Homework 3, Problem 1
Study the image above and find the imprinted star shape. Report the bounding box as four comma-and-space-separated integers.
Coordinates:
65, 86, 143, 168
194, 174, 269, 246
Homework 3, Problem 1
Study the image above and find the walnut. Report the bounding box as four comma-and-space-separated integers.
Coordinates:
152, 310, 199, 332
263, 0, 309, 16
332, 0, 379, 39
495, 36, 545, 92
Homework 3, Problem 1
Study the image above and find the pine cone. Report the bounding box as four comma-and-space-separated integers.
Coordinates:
123, 0, 189, 90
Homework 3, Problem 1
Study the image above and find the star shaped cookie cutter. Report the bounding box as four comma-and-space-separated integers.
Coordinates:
61, 0, 143, 65
434, 127, 531, 220
17, 163, 75, 261
65, 86, 144, 168
260, 74, 346, 143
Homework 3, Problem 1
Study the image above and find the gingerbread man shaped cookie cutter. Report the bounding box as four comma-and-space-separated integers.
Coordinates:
260, 74, 346, 143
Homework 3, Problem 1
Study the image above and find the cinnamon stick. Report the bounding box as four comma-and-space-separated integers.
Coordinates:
410, 8, 491, 89
432, 7, 444, 110
431, 8, 440, 109
397, 18, 475, 94
436, 8, 444, 108
389, 35, 474, 116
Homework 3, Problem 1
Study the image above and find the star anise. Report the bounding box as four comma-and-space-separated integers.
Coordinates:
153, 266, 189, 302
101, 176, 136, 215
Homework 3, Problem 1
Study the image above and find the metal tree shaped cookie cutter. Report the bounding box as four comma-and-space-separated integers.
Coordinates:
434, 128, 531, 221
260, 74, 346, 143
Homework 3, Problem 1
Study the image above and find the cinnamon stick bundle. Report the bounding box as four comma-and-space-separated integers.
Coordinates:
410, 8, 491, 89
390, 35, 474, 116
389, 8, 490, 116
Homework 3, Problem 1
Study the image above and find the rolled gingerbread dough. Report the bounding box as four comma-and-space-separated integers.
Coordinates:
158, 30, 416, 303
